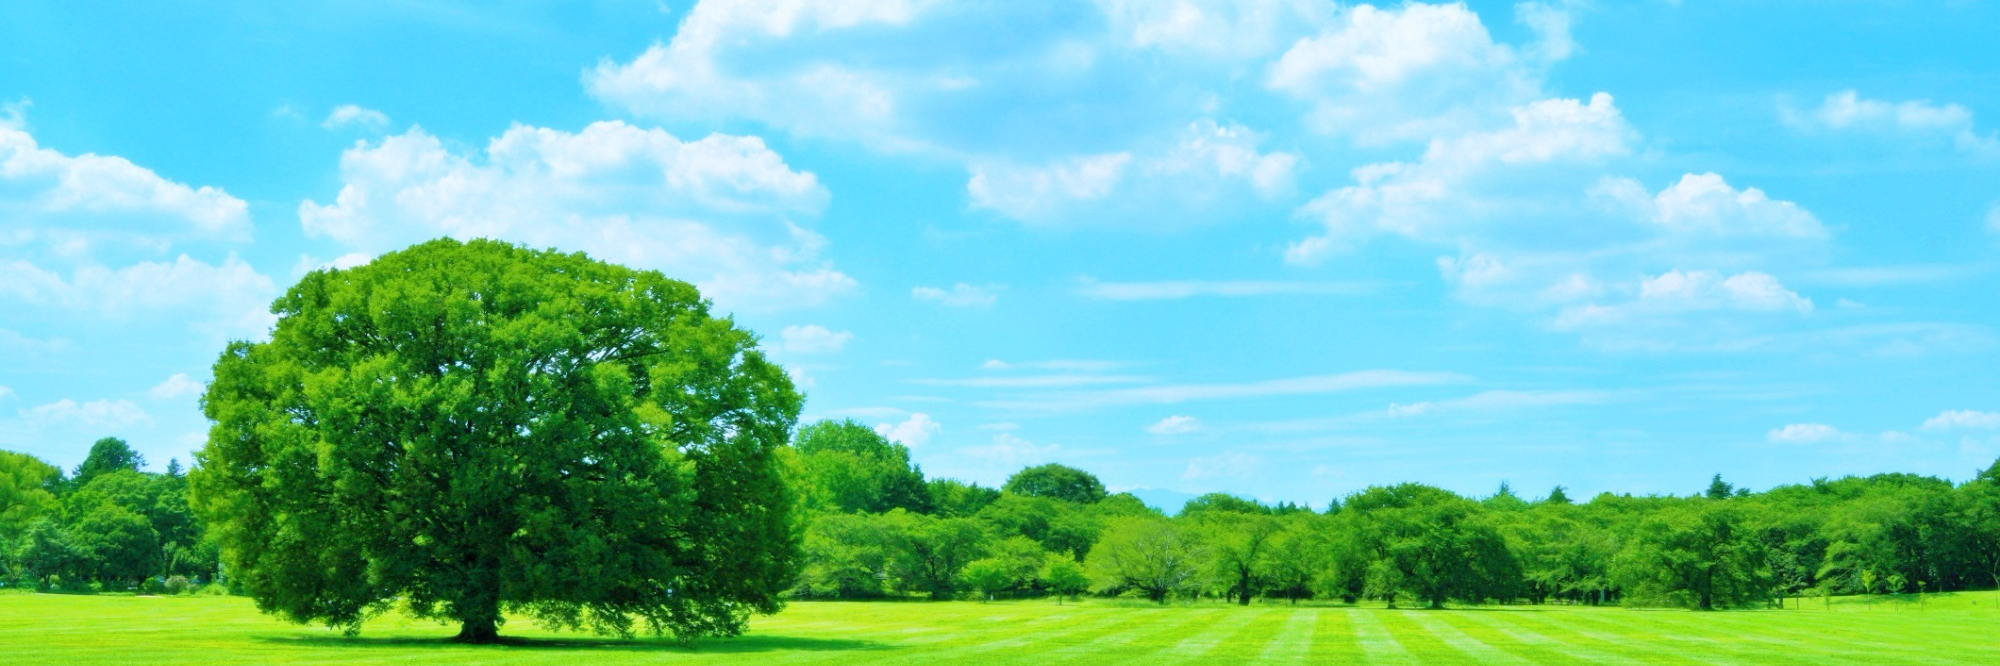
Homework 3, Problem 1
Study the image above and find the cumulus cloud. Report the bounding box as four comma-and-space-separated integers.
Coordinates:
778, 324, 852, 354
589, 1, 1529, 223
23, 398, 150, 428
1146, 415, 1200, 434
1594, 172, 1827, 240
912, 283, 1000, 307
1287, 93, 1635, 265
1785, 90, 1999, 155
148, 373, 203, 400
321, 104, 390, 130
296, 122, 852, 310
1767, 422, 1843, 444
1, 108, 250, 247
874, 412, 941, 447
1922, 410, 2000, 431
1265, 2, 1570, 143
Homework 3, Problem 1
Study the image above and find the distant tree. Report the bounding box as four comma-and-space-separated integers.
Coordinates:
1192, 511, 1281, 605
797, 513, 895, 598
960, 558, 1014, 602
1003, 464, 1107, 504
795, 420, 933, 515
1545, 486, 1573, 505
884, 512, 990, 599
192, 239, 801, 642
1086, 516, 1202, 603
1484, 482, 1529, 511
72, 438, 143, 488
1255, 515, 1329, 604
978, 494, 1103, 559
1706, 474, 1735, 500
927, 479, 1001, 518
1179, 493, 1269, 517
1040, 553, 1090, 603
1340, 484, 1520, 609
1614, 501, 1768, 609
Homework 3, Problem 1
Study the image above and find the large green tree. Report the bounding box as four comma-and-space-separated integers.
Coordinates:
191, 239, 801, 642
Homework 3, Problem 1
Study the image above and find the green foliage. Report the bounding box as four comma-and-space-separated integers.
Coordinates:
1338, 484, 1520, 608
190, 238, 801, 642
927, 479, 1000, 518
794, 421, 932, 515
1038, 553, 1089, 601
71, 438, 143, 489
1614, 501, 1769, 609
1002, 464, 1106, 504
0, 451, 61, 574
1085, 516, 1202, 603
1179, 493, 1271, 517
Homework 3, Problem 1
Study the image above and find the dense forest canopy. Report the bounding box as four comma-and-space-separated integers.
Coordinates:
9, 426, 2000, 615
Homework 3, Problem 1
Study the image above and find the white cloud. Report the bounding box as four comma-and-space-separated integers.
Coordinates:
915, 374, 1146, 388
1767, 423, 1844, 444
1786, 90, 1998, 155
874, 412, 941, 447
24, 398, 150, 428
321, 104, 390, 130
1, 108, 250, 245
0, 254, 278, 337
779, 324, 852, 354
1265, 2, 1569, 143
962, 432, 1059, 467
148, 373, 203, 400
968, 153, 1131, 218
1077, 277, 1370, 300
1182, 450, 1259, 480
297, 122, 852, 310
979, 359, 1124, 372
1287, 93, 1634, 265
967, 120, 1299, 223
912, 283, 999, 307
1595, 172, 1827, 240
977, 369, 1465, 411
1922, 410, 2000, 431
1555, 270, 1812, 330
1146, 415, 1200, 434
0, 386, 13, 401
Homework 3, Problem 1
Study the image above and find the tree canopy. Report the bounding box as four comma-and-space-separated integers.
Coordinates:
1002, 463, 1106, 504
189, 238, 801, 642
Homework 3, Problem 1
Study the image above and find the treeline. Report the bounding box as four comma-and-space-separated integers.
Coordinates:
8, 423, 2000, 610
784, 420, 2000, 609
0, 439, 216, 593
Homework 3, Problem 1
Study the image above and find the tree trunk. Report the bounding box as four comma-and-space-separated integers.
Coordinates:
455, 616, 500, 644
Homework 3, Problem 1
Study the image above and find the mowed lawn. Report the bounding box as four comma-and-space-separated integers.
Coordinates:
4, 592, 1998, 665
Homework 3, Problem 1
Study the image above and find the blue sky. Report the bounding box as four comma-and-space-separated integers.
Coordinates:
3, 0, 1998, 508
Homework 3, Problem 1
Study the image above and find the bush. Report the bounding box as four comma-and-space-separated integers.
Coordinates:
164, 575, 193, 595
140, 577, 167, 595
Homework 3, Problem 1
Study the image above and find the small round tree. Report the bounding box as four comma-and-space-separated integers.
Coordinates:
191, 238, 802, 643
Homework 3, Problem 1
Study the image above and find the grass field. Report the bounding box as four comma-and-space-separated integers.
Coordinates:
3, 591, 1998, 665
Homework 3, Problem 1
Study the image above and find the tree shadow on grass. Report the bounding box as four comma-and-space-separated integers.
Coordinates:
256, 633, 889, 653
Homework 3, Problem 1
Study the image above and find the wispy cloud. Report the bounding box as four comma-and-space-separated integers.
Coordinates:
1076, 277, 1376, 300
977, 370, 1466, 411
914, 374, 1149, 388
